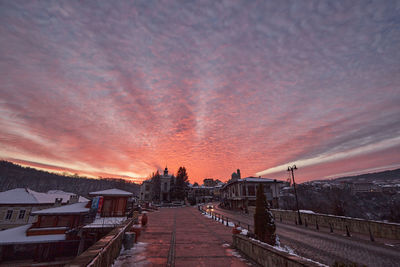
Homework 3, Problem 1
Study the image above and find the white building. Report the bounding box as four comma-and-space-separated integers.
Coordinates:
220, 177, 287, 209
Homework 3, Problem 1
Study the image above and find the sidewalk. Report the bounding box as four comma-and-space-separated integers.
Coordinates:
113, 206, 253, 267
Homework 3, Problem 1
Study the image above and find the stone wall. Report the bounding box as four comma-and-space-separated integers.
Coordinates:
66, 218, 134, 267
271, 209, 400, 240
232, 234, 322, 267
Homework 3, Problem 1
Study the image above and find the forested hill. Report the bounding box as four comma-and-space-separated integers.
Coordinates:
331, 168, 400, 183
0, 161, 139, 197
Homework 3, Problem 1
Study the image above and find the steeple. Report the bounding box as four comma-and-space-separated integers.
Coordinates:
164, 166, 168, 176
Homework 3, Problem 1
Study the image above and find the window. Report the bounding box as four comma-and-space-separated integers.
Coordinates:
5, 210, 13, 220
18, 210, 26, 220
164, 182, 167, 191
248, 185, 255, 196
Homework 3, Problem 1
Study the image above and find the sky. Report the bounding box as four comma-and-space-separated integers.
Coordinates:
0, 0, 399, 184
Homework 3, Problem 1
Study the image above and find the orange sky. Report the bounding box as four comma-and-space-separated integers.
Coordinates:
1, 1, 399, 184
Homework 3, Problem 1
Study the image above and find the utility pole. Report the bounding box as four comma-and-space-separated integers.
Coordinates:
287, 165, 302, 225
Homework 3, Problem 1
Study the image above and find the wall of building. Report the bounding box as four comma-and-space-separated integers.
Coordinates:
271, 209, 400, 240
0, 205, 52, 230
232, 234, 321, 267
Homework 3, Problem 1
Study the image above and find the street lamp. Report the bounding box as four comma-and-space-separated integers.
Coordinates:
287, 165, 302, 225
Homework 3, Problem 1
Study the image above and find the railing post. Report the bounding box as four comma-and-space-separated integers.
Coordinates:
346, 225, 351, 237
369, 226, 375, 242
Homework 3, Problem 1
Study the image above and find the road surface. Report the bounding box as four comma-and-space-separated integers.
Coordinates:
212, 205, 400, 267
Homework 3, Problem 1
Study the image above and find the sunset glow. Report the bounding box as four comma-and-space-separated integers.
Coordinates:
1, 1, 399, 183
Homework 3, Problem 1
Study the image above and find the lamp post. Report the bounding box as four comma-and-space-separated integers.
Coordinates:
287, 165, 302, 225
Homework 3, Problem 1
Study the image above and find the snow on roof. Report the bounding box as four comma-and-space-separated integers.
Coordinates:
89, 188, 133, 196
31, 201, 90, 215
0, 188, 87, 204
0, 224, 66, 245
240, 177, 277, 183
0, 188, 37, 204
47, 190, 89, 202
83, 217, 127, 228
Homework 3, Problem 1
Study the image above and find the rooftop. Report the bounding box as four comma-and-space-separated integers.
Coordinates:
89, 188, 133, 197
0, 224, 66, 245
0, 188, 88, 204
31, 201, 90, 215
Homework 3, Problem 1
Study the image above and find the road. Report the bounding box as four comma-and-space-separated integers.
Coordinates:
212, 206, 400, 267
113, 207, 255, 267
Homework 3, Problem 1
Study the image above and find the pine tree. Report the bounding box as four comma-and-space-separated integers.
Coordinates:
175, 167, 189, 200
254, 183, 276, 245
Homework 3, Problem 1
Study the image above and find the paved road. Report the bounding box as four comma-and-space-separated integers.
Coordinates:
113, 207, 255, 267
213, 206, 400, 267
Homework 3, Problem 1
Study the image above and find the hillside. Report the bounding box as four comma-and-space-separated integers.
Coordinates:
0, 161, 139, 197
331, 168, 400, 183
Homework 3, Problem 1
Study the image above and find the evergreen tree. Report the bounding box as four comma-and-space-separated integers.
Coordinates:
175, 167, 189, 200
254, 183, 276, 245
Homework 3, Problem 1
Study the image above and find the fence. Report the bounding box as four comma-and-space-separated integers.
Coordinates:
66, 218, 134, 267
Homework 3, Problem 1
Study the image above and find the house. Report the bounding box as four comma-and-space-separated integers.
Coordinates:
0, 201, 90, 264
0, 188, 88, 230
88, 188, 133, 217
220, 177, 286, 210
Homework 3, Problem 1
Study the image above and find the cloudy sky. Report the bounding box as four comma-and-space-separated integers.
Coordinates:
1, 0, 399, 183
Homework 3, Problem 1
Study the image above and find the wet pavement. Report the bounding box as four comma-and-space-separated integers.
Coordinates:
113, 206, 254, 267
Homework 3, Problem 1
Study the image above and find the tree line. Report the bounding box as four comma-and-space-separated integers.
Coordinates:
0, 160, 139, 197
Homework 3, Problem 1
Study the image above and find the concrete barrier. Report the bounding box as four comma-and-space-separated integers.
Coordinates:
66, 218, 134, 267
271, 209, 400, 240
232, 234, 322, 267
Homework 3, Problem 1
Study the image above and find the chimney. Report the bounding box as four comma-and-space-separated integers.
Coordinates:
54, 198, 63, 207
69, 195, 79, 204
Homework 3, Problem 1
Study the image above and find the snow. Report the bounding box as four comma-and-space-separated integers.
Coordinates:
0, 188, 87, 204
299, 210, 315, 214
89, 188, 133, 196
112, 242, 148, 267
47, 190, 89, 202
84, 217, 127, 228
240, 177, 277, 183
0, 224, 66, 245
0, 188, 37, 204
31, 201, 90, 215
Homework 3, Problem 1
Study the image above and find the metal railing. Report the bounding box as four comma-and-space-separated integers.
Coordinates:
198, 205, 254, 233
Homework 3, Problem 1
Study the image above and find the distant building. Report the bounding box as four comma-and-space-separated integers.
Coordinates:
0, 188, 88, 230
203, 178, 216, 187
188, 186, 214, 204
139, 167, 174, 203
160, 167, 173, 202
139, 180, 153, 202
220, 177, 286, 209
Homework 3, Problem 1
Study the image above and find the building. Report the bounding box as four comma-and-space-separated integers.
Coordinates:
0, 188, 134, 265
88, 188, 133, 217
0, 201, 90, 264
188, 185, 214, 204
0, 188, 88, 230
160, 167, 173, 202
220, 177, 286, 210
139, 167, 175, 203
